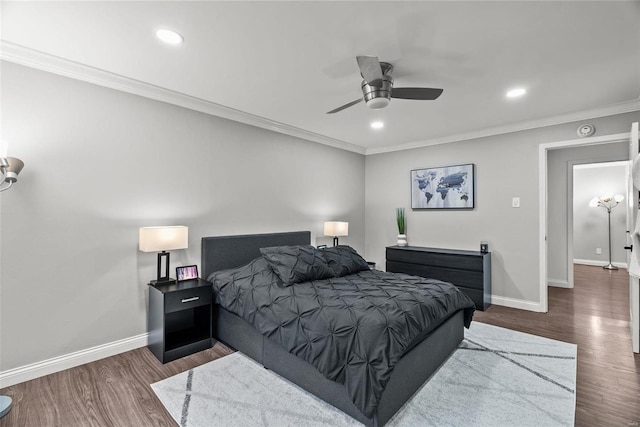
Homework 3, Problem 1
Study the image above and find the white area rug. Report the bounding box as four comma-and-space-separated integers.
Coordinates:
152, 322, 577, 426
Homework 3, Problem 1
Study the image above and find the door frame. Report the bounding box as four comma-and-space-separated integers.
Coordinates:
539, 132, 630, 312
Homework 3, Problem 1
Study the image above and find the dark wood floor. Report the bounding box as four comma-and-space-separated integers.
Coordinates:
474, 265, 640, 426
1, 264, 638, 426
0, 340, 233, 426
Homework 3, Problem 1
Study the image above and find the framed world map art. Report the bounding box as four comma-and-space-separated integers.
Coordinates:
411, 163, 475, 209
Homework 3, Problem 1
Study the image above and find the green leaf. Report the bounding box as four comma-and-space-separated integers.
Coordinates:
396, 208, 406, 234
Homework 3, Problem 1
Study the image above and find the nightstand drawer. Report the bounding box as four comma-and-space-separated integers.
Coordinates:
165, 287, 211, 313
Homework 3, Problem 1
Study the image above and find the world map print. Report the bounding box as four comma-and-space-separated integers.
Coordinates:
411, 164, 474, 209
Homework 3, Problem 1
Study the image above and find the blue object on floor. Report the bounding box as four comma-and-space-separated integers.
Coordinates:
0, 395, 12, 418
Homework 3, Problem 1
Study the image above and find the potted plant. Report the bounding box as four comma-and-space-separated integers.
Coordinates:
396, 208, 408, 246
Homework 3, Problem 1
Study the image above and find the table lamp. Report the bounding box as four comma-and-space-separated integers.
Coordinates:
324, 221, 349, 247
139, 226, 188, 284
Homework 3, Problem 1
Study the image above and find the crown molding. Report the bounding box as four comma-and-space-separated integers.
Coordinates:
0, 41, 366, 155
366, 98, 640, 155
3, 41, 638, 157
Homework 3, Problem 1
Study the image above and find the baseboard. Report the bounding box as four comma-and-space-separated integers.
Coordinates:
573, 259, 628, 269
490, 295, 545, 312
548, 279, 572, 288
0, 333, 149, 388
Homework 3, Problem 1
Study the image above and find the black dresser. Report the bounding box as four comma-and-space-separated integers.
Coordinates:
386, 245, 491, 310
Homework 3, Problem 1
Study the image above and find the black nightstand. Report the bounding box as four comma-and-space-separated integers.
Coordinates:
148, 278, 212, 363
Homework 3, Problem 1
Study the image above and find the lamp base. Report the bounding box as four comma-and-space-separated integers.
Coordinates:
0, 395, 12, 418
603, 263, 619, 271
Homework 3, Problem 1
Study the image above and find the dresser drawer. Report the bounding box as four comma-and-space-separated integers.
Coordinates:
386, 245, 491, 311
387, 261, 485, 290
457, 287, 488, 311
386, 247, 483, 271
165, 286, 212, 313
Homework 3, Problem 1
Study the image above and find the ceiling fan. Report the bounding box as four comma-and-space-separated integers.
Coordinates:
327, 56, 443, 114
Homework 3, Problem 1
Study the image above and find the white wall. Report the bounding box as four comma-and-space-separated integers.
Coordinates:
0, 61, 365, 372
546, 143, 628, 286
365, 112, 640, 307
573, 162, 628, 265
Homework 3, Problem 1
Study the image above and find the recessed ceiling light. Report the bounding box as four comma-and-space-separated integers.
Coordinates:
371, 121, 384, 129
506, 88, 526, 98
156, 28, 183, 45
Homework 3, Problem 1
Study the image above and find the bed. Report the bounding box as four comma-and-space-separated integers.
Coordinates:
201, 231, 474, 427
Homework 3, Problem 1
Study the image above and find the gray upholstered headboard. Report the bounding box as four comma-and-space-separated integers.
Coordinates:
201, 231, 311, 280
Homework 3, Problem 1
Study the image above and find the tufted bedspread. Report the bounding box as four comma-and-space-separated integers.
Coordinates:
209, 257, 475, 418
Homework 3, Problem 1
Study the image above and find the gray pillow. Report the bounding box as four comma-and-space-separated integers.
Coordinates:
320, 245, 370, 277
260, 245, 335, 286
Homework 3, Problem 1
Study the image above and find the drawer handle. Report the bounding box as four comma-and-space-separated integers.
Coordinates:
181, 296, 200, 303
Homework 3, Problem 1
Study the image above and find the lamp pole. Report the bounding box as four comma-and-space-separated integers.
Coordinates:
604, 204, 617, 270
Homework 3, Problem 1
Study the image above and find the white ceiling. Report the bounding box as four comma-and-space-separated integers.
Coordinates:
2, 1, 639, 154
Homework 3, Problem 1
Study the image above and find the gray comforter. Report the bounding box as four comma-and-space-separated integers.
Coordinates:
209, 257, 475, 418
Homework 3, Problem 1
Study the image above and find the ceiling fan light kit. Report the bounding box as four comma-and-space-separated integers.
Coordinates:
362, 75, 393, 109
327, 56, 443, 114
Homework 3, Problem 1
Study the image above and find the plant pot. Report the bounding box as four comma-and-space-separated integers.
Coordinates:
397, 234, 408, 246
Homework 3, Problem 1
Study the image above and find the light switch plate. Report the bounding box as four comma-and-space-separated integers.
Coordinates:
512, 197, 520, 208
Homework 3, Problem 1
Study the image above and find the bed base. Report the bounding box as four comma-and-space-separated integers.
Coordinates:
214, 306, 462, 426
203, 231, 464, 426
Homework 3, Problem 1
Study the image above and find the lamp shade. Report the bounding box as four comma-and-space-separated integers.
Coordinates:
324, 221, 349, 237
6, 157, 24, 176
139, 226, 188, 252
1, 157, 24, 184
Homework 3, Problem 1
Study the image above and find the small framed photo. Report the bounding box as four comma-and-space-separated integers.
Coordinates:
176, 265, 199, 281
411, 163, 475, 209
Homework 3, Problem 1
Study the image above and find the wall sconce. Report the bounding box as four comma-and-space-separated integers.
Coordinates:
0, 157, 25, 192
324, 221, 349, 247
139, 226, 189, 284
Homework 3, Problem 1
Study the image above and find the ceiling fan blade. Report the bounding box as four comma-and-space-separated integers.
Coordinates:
356, 56, 383, 87
391, 87, 444, 100
326, 98, 363, 114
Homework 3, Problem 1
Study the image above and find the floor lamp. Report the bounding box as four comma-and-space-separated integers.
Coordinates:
589, 194, 624, 270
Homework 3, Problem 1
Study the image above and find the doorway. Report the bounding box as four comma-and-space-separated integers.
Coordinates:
539, 131, 631, 313
540, 125, 639, 353
544, 137, 629, 300
572, 161, 629, 273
